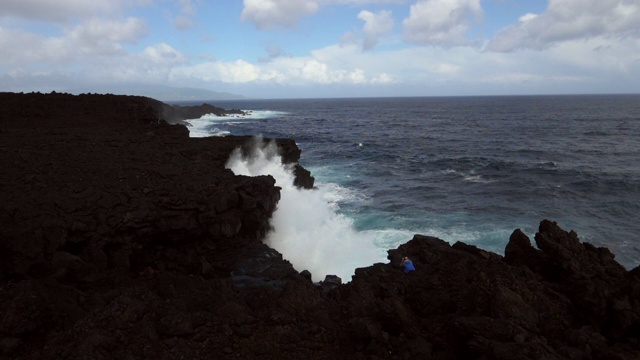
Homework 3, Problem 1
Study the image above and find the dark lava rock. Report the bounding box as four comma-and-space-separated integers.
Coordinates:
1, 93, 639, 359
293, 164, 315, 189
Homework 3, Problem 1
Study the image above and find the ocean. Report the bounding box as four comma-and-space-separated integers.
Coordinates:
181, 95, 640, 282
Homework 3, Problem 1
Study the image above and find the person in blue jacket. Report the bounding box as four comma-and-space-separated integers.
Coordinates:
401, 256, 416, 273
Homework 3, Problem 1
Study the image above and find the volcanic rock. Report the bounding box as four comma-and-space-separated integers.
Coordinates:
1, 93, 639, 359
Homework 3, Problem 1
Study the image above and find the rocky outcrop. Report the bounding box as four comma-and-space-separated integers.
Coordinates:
165, 103, 247, 122
1, 93, 639, 359
0, 93, 307, 285
349, 222, 640, 359
0, 91, 247, 128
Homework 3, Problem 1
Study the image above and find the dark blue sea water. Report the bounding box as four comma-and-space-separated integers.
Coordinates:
182, 95, 640, 279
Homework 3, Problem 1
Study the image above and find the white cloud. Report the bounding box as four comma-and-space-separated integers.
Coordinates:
171, 45, 397, 87
402, 0, 482, 47
303, 41, 639, 94
68, 17, 148, 56
241, 0, 319, 29
239, 0, 405, 30
358, 10, 394, 51
371, 72, 394, 84
487, 0, 640, 52
280, 58, 377, 84
544, 37, 640, 75
432, 63, 460, 74
78, 44, 187, 84
0, 27, 43, 64
319, 0, 405, 3
519, 13, 538, 23
217, 60, 270, 83
0, 17, 147, 65
143, 43, 187, 65
173, 60, 271, 83
4, 35, 639, 97
0, 41, 188, 91
0, 0, 147, 22
1, 0, 637, 97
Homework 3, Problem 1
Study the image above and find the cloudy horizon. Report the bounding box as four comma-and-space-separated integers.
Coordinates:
1, 0, 639, 99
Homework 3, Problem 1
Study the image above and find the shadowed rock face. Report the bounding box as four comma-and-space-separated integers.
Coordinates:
1, 93, 639, 359
0, 92, 244, 128
0, 93, 305, 284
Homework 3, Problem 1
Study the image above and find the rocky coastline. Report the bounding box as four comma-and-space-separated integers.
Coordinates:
1, 93, 639, 359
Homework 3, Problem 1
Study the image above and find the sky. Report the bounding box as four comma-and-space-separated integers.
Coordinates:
1, 0, 639, 99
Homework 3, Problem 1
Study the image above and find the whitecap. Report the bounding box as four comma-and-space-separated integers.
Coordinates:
226, 137, 384, 282
240, 110, 288, 119
185, 109, 287, 137
463, 174, 493, 183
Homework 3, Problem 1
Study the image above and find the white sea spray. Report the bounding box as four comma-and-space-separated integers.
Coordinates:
226, 137, 385, 282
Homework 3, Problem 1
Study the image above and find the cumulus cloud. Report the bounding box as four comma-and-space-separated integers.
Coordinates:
143, 43, 187, 65
241, 0, 319, 29
290, 59, 371, 84
3, 0, 636, 97
487, 0, 640, 52
172, 48, 395, 87
358, 10, 394, 51
275, 44, 396, 85
0, 17, 147, 65
68, 17, 148, 56
0, 27, 49, 64
173, 60, 272, 83
402, 0, 482, 47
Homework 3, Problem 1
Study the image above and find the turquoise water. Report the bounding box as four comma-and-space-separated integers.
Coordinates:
183, 95, 640, 278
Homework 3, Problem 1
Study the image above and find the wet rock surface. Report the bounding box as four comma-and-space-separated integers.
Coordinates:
1, 93, 639, 359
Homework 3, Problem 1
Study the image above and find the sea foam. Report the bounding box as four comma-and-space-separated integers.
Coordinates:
186, 110, 288, 138
225, 137, 385, 282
